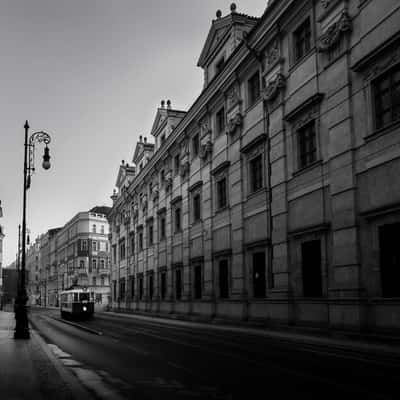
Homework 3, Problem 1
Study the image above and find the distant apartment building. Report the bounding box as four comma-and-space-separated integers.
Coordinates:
109, 0, 400, 334
27, 207, 111, 309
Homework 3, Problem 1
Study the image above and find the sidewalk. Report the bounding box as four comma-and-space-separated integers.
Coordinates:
101, 310, 400, 362
0, 311, 92, 400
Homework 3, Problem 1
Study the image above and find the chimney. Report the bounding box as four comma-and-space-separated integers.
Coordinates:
139, 135, 142, 142
167, 99, 171, 109
161, 100, 165, 108
144, 137, 147, 144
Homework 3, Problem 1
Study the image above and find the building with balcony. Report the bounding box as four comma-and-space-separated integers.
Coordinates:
109, 0, 400, 334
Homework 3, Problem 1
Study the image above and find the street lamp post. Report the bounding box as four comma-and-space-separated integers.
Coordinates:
14, 120, 52, 340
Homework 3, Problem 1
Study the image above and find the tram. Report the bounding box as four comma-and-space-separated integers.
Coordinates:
59, 286, 94, 319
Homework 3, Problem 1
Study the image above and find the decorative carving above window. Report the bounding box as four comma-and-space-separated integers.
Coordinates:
226, 113, 243, 135
199, 120, 212, 138
226, 85, 242, 110
141, 194, 148, 212
152, 189, 159, 202
200, 140, 213, 161
262, 73, 286, 102
363, 48, 400, 82
132, 203, 138, 220
264, 40, 282, 72
318, 11, 352, 52
180, 160, 190, 178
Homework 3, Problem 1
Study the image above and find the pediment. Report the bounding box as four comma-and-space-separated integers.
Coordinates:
150, 108, 168, 137
197, 18, 232, 68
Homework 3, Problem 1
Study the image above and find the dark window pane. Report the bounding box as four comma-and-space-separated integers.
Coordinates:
253, 252, 266, 298
379, 223, 400, 297
176, 269, 182, 300
219, 259, 229, 298
250, 155, 263, 192
161, 272, 167, 300
298, 121, 317, 168
301, 240, 323, 297
294, 18, 311, 62
217, 178, 227, 209
194, 265, 202, 299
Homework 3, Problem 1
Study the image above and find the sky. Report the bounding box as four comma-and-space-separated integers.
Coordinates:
0, 0, 267, 266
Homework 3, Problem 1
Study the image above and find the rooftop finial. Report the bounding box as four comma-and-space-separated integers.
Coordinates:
167, 99, 171, 109
161, 100, 165, 108
144, 137, 147, 143
216, 9, 222, 19
139, 135, 143, 142
122, 159, 125, 165
230, 3, 237, 13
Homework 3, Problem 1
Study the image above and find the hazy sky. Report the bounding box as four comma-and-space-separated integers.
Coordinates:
0, 0, 267, 266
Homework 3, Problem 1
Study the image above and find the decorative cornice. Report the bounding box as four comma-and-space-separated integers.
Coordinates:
240, 133, 267, 153
188, 180, 203, 192
262, 72, 286, 102
318, 11, 352, 52
170, 195, 182, 205
211, 160, 231, 175
284, 93, 324, 122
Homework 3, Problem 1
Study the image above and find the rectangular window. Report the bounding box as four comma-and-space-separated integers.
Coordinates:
194, 265, 202, 299
248, 71, 260, 107
113, 280, 117, 301
298, 121, 317, 169
131, 276, 135, 299
159, 216, 166, 240
216, 177, 227, 210
101, 277, 105, 286
301, 240, 323, 297
100, 259, 105, 269
161, 271, 167, 300
253, 252, 266, 298
148, 223, 154, 246
82, 240, 88, 251
174, 207, 181, 233
119, 239, 126, 260
139, 231, 143, 251
101, 225, 104, 234
373, 65, 400, 130
215, 57, 225, 75
216, 107, 225, 135
148, 274, 154, 300
294, 17, 311, 62
138, 276, 144, 300
92, 240, 97, 251
192, 133, 200, 158
112, 245, 117, 263
174, 154, 180, 176
130, 233, 135, 256
175, 269, 182, 300
92, 259, 97, 271
120, 277, 126, 300
92, 224, 97, 233
219, 259, 229, 298
93, 277, 96, 286
249, 154, 263, 193
379, 223, 400, 297
193, 193, 201, 223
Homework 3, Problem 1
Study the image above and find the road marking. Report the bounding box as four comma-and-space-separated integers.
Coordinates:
48, 343, 72, 358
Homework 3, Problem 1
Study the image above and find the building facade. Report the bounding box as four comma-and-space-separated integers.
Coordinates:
109, 0, 400, 333
0, 224, 4, 304
28, 208, 112, 309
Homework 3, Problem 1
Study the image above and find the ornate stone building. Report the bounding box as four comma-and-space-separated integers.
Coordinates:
30, 208, 111, 309
109, 0, 400, 333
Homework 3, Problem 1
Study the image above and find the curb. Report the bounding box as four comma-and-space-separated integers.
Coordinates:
100, 311, 400, 365
51, 317, 103, 336
30, 325, 95, 400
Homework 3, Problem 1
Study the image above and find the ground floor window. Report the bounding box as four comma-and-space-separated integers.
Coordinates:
161, 271, 167, 300
113, 280, 117, 301
218, 259, 229, 299
301, 239, 322, 297
130, 276, 135, 299
175, 269, 182, 300
194, 265, 202, 299
138, 276, 144, 300
253, 252, 266, 298
148, 273, 154, 300
379, 222, 400, 297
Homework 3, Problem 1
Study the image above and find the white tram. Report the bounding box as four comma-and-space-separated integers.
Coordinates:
59, 287, 94, 319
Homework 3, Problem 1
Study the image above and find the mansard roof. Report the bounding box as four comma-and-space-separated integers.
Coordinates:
197, 8, 259, 68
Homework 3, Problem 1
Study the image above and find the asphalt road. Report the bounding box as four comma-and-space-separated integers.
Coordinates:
29, 308, 399, 400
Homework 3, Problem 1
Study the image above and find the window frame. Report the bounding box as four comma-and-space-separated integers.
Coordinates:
247, 70, 261, 108
216, 176, 228, 211
292, 16, 312, 64
249, 153, 264, 194
215, 106, 226, 137
372, 63, 400, 131
297, 120, 318, 170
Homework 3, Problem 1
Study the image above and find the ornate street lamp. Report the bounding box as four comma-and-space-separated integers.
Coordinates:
14, 120, 52, 340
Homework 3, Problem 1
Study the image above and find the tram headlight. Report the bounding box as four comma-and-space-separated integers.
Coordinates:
83, 306, 87, 312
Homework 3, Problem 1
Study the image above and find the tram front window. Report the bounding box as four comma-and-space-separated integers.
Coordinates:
80, 293, 90, 301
